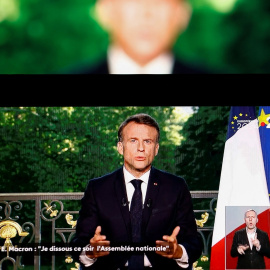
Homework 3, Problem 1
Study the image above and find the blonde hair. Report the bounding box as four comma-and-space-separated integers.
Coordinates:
244, 209, 257, 219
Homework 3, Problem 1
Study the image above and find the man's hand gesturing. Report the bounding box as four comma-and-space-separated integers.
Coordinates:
86, 226, 110, 259
156, 226, 183, 259
237, 244, 249, 255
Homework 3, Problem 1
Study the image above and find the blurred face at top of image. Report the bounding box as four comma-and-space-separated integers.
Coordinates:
96, 0, 191, 65
245, 210, 258, 231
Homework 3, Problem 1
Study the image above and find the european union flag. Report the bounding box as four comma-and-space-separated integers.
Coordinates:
258, 106, 270, 194
227, 106, 256, 140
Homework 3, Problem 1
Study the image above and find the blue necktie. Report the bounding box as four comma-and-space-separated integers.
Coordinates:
128, 179, 144, 270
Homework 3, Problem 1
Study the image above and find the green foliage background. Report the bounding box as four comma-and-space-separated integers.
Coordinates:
0, 106, 229, 193
1, 0, 270, 74
176, 106, 230, 190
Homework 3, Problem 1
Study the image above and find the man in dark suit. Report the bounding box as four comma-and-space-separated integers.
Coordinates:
64, 0, 209, 74
71, 113, 203, 270
230, 209, 270, 269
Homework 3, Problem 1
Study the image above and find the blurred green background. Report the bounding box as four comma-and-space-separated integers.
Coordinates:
0, 0, 270, 74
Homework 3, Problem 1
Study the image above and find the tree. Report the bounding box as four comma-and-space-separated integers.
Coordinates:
0, 106, 188, 193
175, 106, 230, 190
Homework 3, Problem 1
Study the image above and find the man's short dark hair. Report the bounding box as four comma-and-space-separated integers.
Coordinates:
118, 113, 160, 142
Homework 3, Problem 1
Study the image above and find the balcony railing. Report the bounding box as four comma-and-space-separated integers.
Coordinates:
0, 191, 218, 270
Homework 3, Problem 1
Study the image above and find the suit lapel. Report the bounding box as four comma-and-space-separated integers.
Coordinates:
114, 169, 132, 240
142, 167, 160, 234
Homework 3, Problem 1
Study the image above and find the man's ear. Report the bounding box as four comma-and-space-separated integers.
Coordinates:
94, 0, 114, 31
155, 143, 159, 156
117, 141, 124, 155
175, 0, 192, 34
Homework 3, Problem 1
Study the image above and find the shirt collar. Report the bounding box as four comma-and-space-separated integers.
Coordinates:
246, 227, 257, 234
108, 45, 174, 74
123, 166, 150, 185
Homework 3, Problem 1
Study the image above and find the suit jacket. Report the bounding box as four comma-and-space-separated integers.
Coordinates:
64, 57, 209, 74
71, 167, 203, 270
230, 227, 270, 269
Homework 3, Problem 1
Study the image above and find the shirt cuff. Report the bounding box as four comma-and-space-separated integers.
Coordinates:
79, 244, 97, 267
174, 244, 189, 268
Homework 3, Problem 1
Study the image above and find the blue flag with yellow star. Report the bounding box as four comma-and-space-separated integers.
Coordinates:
226, 106, 257, 140
258, 106, 270, 194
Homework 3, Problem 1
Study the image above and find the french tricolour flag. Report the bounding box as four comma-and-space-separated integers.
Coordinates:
210, 106, 270, 270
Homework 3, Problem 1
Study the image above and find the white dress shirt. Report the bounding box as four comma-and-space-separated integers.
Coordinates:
79, 166, 189, 268
107, 45, 174, 74
246, 227, 261, 251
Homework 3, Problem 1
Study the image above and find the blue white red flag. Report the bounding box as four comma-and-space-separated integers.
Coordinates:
210, 106, 270, 270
